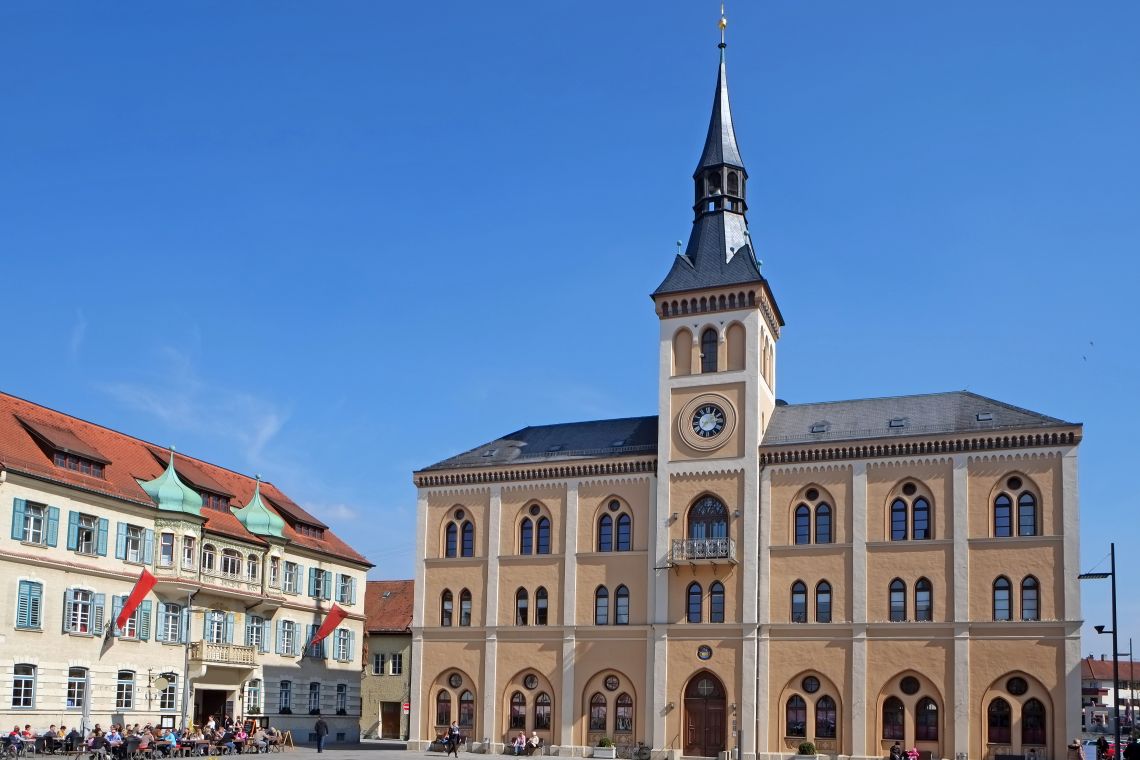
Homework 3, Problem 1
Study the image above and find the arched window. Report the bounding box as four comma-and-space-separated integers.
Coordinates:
598, 515, 613, 552
791, 581, 807, 623
536, 517, 551, 554
815, 504, 832, 544
509, 691, 527, 729
1018, 493, 1038, 536
615, 693, 634, 733
435, 691, 451, 727
202, 543, 216, 571
816, 695, 837, 739
461, 521, 474, 557
535, 692, 552, 729
589, 693, 607, 731
816, 581, 832, 624
459, 690, 475, 728
687, 582, 703, 623
794, 505, 810, 545
889, 579, 906, 621
994, 494, 1012, 537
440, 590, 453, 626
459, 589, 472, 626
786, 695, 807, 737
700, 328, 718, 373
709, 582, 725, 623
445, 523, 458, 558
993, 577, 1012, 621
535, 587, 549, 626
615, 585, 630, 625
916, 697, 938, 740
689, 496, 728, 539
247, 554, 260, 581
595, 586, 609, 625
987, 698, 1011, 744
520, 518, 533, 555
616, 514, 632, 551
882, 696, 905, 740
1022, 698, 1046, 745
1021, 576, 1040, 621
727, 172, 739, 196
890, 499, 908, 541
912, 498, 930, 540
915, 578, 933, 622
515, 588, 529, 626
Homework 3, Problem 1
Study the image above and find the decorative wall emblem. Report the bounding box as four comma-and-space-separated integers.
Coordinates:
697, 645, 713, 661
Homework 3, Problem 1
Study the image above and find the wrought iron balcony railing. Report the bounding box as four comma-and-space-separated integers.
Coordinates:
671, 537, 736, 563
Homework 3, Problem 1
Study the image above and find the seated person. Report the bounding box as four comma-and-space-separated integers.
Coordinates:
219, 730, 237, 755
525, 733, 542, 756
65, 727, 85, 752
249, 729, 267, 754
512, 733, 527, 756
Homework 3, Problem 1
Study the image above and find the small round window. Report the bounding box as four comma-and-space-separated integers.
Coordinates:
801, 676, 820, 694
900, 676, 920, 695
448, 673, 463, 688
1007, 677, 1028, 695
454, 509, 465, 520
1007, 476, 1023, 490
608, 500, 621, 512
604, 675, 620, 691
805, 488, 819, 502
529, 505, 541, 516
902, 483, 917, 496
523, 674, 539, 690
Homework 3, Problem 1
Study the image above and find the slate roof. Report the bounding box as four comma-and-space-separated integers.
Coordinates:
0, 391, 370, 566
696, 48, 745, 172
364, 579, 414, 634
654, 211, 766, 295
420, 391, 1073, 473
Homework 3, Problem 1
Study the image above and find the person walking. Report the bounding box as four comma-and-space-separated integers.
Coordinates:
1123, 737, 1140, 760
314, 716, 329, 754
447, 721, 461, 758
1098, 736, 1110, 760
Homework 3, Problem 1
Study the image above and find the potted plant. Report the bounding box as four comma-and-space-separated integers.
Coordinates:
595, 738, 617, 759
796, 742, 817, 758
279, 707, 292, 715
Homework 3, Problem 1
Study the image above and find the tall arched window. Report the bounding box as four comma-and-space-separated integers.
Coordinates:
589, 693, 607, 731
816, 581, 832, 623
890, 500, 908, 541
815, 504, 832, 544
791, 581, 807, 623
993, 577, 1012, 621
536, 517, 551, 554
689, 496, 728, 539
994, 494, 1013, 537
594, 587, 609, 625
615, 693, 634, 733
915, 578, 933, 622
687, 582, 703, 623
882, 697, 905, 740
1021, 576, 1040, 621
1022, 698, 1046, 745
916, 697, 938, 740
535, 692, 552, 729
515, 588, 529, 626
509, 691, 527, 729
461, 521, 474, 557
440, 591, 453, 627
794, 506, 811, 545
709, 582, 725, 623
816, 695, 837, 739
912, 498, 931, 540
615, 585, 630, 625
727, 172, 739, 196
459, 690, 475, 728
435, 691, 451, 727
889, 579, 906, 621
786, 695, 807, 737
520, 519, 533, 555
445, 523, 458, 558
459, 589, 472, 626
616, 514, 632, 551
202, 543, 216, 571
535, 587, 549, 625
598, 515, 613, 552
1018, 493, 1038, 536
987, 698, 1011, 743
700, 328, 718, 373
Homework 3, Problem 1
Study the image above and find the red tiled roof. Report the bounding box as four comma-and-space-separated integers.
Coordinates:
364, 579, 413, 633
0, 392, 371, 567
1082, 657, 1140, 681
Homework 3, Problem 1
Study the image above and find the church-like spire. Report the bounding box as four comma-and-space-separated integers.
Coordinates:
696, 45, 744, 172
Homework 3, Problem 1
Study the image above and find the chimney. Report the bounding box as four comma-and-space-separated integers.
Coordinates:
1102, 655, 1107, 661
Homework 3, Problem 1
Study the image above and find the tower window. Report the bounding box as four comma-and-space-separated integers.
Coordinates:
700, 329, 718, 373
727, 172, 739, 196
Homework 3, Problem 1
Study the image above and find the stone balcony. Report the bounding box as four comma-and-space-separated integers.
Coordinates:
670, 537, 737, 564
188, 642, 257, 667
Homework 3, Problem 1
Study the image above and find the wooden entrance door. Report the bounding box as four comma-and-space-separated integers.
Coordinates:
684, 673, 726, 757
380, 702, 401, 738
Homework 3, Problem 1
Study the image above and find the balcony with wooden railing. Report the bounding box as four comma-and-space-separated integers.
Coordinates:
671, 537, 737, 564
188, 642, 257, 667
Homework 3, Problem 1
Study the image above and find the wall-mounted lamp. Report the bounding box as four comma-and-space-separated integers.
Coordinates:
733, 510, 741, 518
670, 512, 678, 523
667, 702, 675, 711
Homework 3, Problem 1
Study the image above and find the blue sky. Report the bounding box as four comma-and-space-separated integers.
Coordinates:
2, 2, 1138, 655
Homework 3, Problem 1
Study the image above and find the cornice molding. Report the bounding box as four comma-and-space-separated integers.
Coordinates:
759, 430, 1079, 466
414, 458, 657, 488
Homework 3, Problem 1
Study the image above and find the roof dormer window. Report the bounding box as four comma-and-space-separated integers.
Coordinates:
53, 451, 105, 478
200, 491, 231, 511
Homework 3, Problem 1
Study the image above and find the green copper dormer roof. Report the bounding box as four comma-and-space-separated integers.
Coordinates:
232, 476, 286, 538
137, 447, 203, 517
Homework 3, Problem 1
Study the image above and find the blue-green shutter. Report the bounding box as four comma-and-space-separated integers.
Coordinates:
322, 572, 331, 601
46, 506, 60, 546
16, 580, 31, 628
63, 588, 75, 633
143, 529, 154, 564
275, 619, 284, 654
115, 522, 127, 559
225, 612, 235, 643
96, 518, 109, 556
67, 511, 80, 550
261, 618, 271, 653
92, 593, 106, 634
29, 582, 42, 628
308, 567, 317, 597
11, 498, 27, 540
139, 600, 152, 641
180, 607, 189, 644
203, 610, 210, 639
111, 596, 124, 637
156, 604, 168, 643
350, 577, 357, 605
346, 630, 355, 662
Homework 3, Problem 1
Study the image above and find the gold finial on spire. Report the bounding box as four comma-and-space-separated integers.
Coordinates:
719, 2, 727, 47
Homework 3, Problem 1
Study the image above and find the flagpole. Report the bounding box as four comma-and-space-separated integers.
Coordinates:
81, 670, 92, 735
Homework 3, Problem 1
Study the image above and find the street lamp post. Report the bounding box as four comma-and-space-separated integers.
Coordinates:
1079, 542, 1121, 754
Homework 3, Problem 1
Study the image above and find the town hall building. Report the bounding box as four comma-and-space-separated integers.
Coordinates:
410, 17, 1083, 760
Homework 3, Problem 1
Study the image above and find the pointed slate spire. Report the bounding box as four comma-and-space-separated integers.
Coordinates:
138, 446, 203, 517
696, 45, 744, 173
232, 475, 286, 538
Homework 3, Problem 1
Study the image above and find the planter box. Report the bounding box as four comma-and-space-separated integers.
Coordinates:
594, 748, 617, 759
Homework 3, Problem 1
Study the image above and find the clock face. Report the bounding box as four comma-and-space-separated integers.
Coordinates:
691, 404, 726, 438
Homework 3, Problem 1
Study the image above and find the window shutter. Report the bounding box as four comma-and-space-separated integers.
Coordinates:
347, 630, 355, 662
16, 580, 30, 628
63, 588, 75, 633
115, 522, 128, 560
225, 612, 235, 644
308, 567, 317, 597
203, 611, 210, 639
143, 529, 155, 564
140, 600, 152, 641
275, 619, 283, 654
350, 577, 357, 605
67, 511, 80, 550
11, 498, 27, 540
295, 563, 303, 592
156, 604, 167, 643
180, 607, 189, 644
29, 582, 42, 628
322, 572, 331, 601
46, 506, 60, 546
96, 518, 109, 556
334, 573, 343, 601
93, 593, 106, 634
111, 596, 125, 637
262, 618, 271, 653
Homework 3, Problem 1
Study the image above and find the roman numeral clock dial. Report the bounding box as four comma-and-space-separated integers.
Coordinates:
691, 404, 726, 438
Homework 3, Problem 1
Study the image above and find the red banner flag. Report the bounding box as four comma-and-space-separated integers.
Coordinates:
115, 568, 157, 632
311, 603, 348, 646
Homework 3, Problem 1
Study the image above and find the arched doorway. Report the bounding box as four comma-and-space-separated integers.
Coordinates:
684, 672, 726, 757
